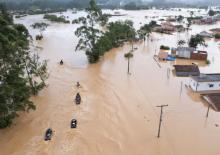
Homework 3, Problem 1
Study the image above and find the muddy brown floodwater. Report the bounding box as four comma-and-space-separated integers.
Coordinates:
0, 9, 220, 155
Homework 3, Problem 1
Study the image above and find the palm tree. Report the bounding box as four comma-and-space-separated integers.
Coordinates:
177, 40, 186, 47
124, 52, 133, 74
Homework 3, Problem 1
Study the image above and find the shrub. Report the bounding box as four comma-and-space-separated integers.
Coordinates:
215, 33, 220, 39
160, 45, 170, 50
124, 52, 133, 58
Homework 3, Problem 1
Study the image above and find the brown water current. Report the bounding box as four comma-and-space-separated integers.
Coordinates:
0, 9, 220, 155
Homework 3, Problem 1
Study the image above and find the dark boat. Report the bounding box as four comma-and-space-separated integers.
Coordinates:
75, 93, 81, 105
44, 128, 53, 141
71, 119, 77, 128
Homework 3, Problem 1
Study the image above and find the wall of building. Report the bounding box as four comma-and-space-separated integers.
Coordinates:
177, 50, 191, 58
190, 51, 207, 60
190, 78, 220, 92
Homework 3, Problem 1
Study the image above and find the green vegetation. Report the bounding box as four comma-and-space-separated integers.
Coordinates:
206, 59, 211, 65
124, 52, 133, 74
177, 15, 184, 23
124, 52, 134, 58
31, 22, 49, 40
31, 22, 49, 30
15, 14, 27, 18
137, 21, 158, 40
44, 14, 70, 23
188, 34, 206, 49
208, 10, 215, 16
138, 24, 152, 40
123, 2, 149, 10
160, 45, 170, 50
0, 6, 48, 128
94, 20, 136, 57
75, 0, 105, 63
177, 40, 186, 47
214, 33, 220, 39
208, 9, 220, 16
75, 0, 136, 63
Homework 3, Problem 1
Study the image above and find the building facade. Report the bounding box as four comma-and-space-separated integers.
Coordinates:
189, 74, 220, 92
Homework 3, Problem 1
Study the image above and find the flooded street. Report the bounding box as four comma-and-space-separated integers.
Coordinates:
0, 9, 220, 155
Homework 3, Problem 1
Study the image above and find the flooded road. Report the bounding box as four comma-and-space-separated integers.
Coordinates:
0, 9, 220, 155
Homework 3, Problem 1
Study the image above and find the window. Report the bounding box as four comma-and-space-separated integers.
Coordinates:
208, 84, 214, 88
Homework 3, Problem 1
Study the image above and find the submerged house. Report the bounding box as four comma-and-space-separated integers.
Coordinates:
158, 51, 168, 60
172, 47, 207, 60
199, 31, 213, 38
190, 51, 208, 60
175, 47, 195, 59
189, 74, 220, 92
173, 65, 200, 77
192, 17, 217, 25
161, 22, 175, 31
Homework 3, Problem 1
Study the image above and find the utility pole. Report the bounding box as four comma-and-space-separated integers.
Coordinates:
127, 56, 130, 74
167, 68, 170, 80
180, 81, 183, 96
156, 104, 168, 138
206, 105, 210, 118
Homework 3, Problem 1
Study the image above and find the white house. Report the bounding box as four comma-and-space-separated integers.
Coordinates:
176, 47, 195, 59
189, 74, 220, 92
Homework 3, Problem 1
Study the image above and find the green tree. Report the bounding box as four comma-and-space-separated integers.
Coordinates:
138, 21, 155, 41
177, 15, 184, 23
208, 10, 215, 16
177, 40, 186, 47
124, 52, 133, 74
190, 11, 194, 17
31, 22, 49, 40
75, 0, 105, 63
188, 34, 207, 49
0, 7, 48, 128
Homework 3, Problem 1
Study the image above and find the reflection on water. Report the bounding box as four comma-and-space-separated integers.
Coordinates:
0, 9, 220, 155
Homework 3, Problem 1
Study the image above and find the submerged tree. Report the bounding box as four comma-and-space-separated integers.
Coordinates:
75, 0, 106, 63
124, 52, 133, 74
188, 34, 207, 49
138, 23, 152, 42
208, 10, 215, 17
0, 7, 48, 128
31, 22, 49, 40
177, 15, 184, 23
177, 40, 186, 47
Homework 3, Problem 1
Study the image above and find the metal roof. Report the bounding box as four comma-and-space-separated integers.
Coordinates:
191, 74, 220, 82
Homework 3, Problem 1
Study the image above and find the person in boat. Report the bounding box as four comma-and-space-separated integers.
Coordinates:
75, 93, 81, 104
71, 119, 77, 128
60, 60, 63, 65
44, 128, 53, 141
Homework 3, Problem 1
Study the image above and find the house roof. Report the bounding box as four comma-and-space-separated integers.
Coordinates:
176, 47, 195, 52
173, 65, 200, 73
199, 31, 213, 37
203, 94, 220, 112
191, 74, 220, 82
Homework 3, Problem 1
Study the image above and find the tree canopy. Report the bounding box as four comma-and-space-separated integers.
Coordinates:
188, 34, 206, 49
0, 6, 48, 128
